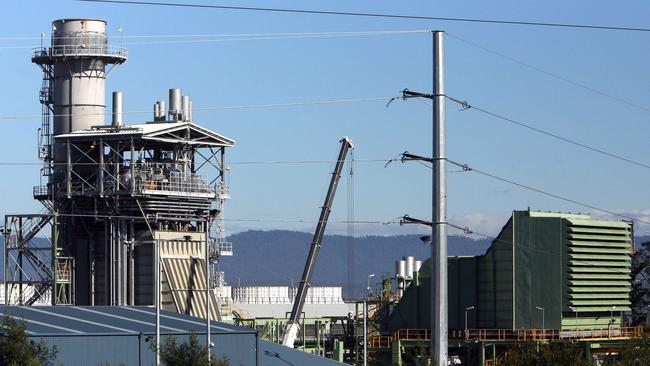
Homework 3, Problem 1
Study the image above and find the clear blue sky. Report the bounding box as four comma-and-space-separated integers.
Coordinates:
1, 1, 649, 237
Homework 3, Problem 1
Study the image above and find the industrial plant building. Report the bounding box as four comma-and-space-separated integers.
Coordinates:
2, 16, 645, 366
3, 18, 233, 321
0, 17, 349, 365
390, 210, 633, 332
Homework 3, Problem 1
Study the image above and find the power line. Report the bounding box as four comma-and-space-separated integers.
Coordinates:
447, 33, 650, 115
445, 96, 650, 170
0, 96, 395, 121
0, 158, 390, 166
393, 153, 650, 229
445, 158, 650, 226
77, 0, 650, 33
0, 29, 430, 41
0, 30, 430, 49
8, 211, 400, 226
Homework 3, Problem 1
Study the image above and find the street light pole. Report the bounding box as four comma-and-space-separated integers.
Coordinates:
364, 273, 374, 366
205, 220, 212, 363
464, 306, 475, 335
610, 306, 616, 338
535, 306, 544, 338
464, 306, 474, 366
363, 299, 368, 366
367, 273, 375, 295
155, 235, 160, 366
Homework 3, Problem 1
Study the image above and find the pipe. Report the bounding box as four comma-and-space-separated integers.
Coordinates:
182, 95, 190, 122
158, 101, 166, 121
112, 91, 123, 127
169, 88, 181, 120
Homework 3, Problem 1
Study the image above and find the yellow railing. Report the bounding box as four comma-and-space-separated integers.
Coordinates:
367, 335, 393, 349
394, 328, 431, 341
451, 326, 645, 341
367, 326, 646, 349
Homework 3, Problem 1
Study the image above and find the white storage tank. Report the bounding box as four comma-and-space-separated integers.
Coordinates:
404, 256, 415, 278
415, 260, 422, 274
396, 260, 406, 278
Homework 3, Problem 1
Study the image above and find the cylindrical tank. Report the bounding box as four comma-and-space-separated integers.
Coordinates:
181, 95, 190, 121
112, 92, 123, 126
404, 256, 415, 278
51, 19, 109, 135
396, 260, 406, 278
34, 18, 127, 179
158, 100, 166, 121
153, 102, 160, 120
188, 100, 193, 122
169, 88, 182, 119
415, 260, 422, 273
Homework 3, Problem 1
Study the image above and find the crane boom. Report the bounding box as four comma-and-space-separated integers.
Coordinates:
282, 137, 354, 347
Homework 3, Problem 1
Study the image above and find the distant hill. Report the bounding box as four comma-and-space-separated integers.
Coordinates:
219, 230, 490, 298
4, 232, 649, 299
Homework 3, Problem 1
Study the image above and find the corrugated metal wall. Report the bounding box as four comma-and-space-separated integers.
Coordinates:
33, 332, 257, 366
158, 231, 220, 320
448, 256, 478, 329
477, 217, 514, 328
512, 213, 564, 329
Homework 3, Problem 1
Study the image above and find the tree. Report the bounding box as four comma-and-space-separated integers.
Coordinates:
0, 315, 58, 366
499, 342, 592, 366
601, 345, 650, 366
151, 332, 229, 366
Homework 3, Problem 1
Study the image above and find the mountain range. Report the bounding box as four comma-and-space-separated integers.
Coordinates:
219, 230, 491, 298
4, 231, 648, 299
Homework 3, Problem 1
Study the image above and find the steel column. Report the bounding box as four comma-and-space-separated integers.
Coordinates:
99, 139, 104, 196
205, 219, 211, 362
129, 221, 135, 305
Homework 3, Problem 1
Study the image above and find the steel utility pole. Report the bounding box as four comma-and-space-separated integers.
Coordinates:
431, 30, 448, 366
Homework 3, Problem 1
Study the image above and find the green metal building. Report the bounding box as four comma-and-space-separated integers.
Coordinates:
390, 210, 633, 332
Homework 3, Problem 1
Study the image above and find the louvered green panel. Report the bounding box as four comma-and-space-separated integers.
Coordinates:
562, 218, 632, 330
569, 246, 632, 254
569, 240, 631, 248
569, 260, 630, 267
568, 226, 631, 235
569, 293, 628, 299
570, 299, 630, 306
569, 273, 630, 280
569, 280, 630, 286
568, 233, 629, 241
569, 262, 630, 274
570, 287, 630, 293
565, 218, 631, 228
570, 253, 630, 261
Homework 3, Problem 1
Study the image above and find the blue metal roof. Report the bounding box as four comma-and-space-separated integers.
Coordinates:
0, 306, 343, 365
0, 306, 253, 336
260, 340, 344, 366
